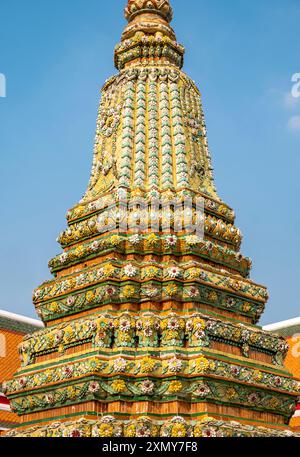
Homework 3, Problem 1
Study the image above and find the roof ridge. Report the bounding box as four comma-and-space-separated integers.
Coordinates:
263, 316, 300, 332
0, 309, 43, 328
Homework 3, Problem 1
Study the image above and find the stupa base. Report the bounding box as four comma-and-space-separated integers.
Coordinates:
4, 416, 298, 437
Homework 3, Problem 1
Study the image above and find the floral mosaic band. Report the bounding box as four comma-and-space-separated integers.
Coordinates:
5, 416, 299, 438
17, 313, 287, 368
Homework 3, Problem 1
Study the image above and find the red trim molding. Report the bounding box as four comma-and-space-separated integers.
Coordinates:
0, 393, 10, 410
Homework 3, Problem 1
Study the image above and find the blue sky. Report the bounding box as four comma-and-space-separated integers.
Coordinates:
0, 0, 299, 325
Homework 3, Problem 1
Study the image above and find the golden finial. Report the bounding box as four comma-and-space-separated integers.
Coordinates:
120, 0, 177, 46
125, 0, 173, 23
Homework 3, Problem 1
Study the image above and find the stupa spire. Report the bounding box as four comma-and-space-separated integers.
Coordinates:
124, 0, 173, 23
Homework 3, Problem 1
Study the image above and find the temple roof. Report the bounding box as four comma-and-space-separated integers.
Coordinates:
0, 310, 43, 334
264, 317, 300, 338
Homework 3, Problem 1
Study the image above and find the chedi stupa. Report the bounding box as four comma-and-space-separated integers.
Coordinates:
4, 0, 299, 437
